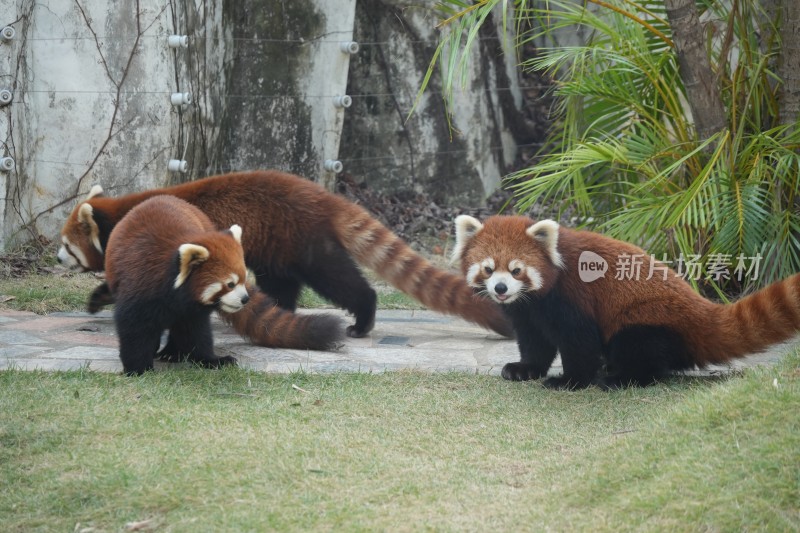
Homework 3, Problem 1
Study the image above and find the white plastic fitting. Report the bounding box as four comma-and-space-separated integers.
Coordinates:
168, 159, 189, 172
339, 41, 360, 55
167, 35, 189, 48
324, 159, 343, 173
1, 26, 15, 41
0, 157, 14, 171
0, 89, 12, 106
332, 95, 352, 109
170, 92, 192, 106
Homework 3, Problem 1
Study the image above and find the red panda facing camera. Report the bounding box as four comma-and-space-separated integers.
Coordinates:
105, 196, 250, 375
454, 214, 800, 389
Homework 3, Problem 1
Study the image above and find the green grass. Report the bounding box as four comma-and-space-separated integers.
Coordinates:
1, 266, 422, 314
2, 257, 798, 530
0, 273, 103, 314
1, 352, 798, 532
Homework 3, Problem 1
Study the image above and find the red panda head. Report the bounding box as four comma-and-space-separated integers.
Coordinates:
57, 185, 106, 271
174, 224, 250, 313
453, 215, 564, 305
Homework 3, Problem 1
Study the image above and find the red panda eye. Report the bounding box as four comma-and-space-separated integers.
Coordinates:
227, 281, 235, 289
511, 268, 521, 276
484, 266, 493, 275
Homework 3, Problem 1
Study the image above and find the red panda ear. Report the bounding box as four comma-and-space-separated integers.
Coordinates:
77, 203, 94, 225
452, 215, 484, 264
227, 224, 242, 244
526, 220, 564, 268
86, 185, 103, 200
174, 244, 210, 288
77, 203, 103, 253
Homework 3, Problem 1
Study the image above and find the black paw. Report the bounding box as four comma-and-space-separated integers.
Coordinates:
87, 283, 114, 314
123, 365, 154, 377
157, 345, 185, 363
542, 375, 592, 390
501, 362, 547, 381
345, 325, 369, 338
203, 355, 237, 369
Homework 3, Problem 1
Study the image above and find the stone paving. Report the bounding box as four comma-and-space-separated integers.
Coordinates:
0, 307, 796, 377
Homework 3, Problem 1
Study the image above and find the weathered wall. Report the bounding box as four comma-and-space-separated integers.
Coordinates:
2, 0, 175, 247
175, 0, 356, 189
0, 0, 356, 249
341, 0, 529, 205
0, 0, 529, 250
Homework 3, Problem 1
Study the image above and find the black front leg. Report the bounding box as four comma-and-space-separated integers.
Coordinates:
165, 314, 236, 369
501, 311, 558, 381
115, 303, 162, 376
87, 282, 115, 314
543, 344, 603, 390
253, 271, 303, 312
158, 320, 194, 363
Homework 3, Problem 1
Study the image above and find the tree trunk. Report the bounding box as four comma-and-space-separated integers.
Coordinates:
779, 0, 800, 126
663, 0, 727, 141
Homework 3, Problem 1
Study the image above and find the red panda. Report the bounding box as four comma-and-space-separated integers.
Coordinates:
454, 214, 800, 389
106, 195, 250, 375
58, 170, 512, 339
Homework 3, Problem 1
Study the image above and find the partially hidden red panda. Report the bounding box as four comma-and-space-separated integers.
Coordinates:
453, 214, 800, 389
105, 195, 342, 375
58, 170, 512, 339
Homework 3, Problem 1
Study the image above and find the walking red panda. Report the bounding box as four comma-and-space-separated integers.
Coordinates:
106, 195, 249, 375
107, 196, 343, 374
453, 214, 800, 389
58, 170, 512, 338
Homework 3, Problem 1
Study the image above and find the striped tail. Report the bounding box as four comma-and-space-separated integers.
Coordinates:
220, 284, 345, 350
333, 202, 514, 338
706, 273, 800, 364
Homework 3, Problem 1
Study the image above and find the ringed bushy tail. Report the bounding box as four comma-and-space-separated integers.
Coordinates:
220, 284, 345, 350
706, 273, 800, 364
331, 199, 514, 338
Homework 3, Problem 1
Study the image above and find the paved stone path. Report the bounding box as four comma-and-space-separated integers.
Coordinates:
0, 308, 796, 377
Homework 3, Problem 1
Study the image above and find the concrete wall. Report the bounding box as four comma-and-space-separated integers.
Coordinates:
1, 0, 177, 247
341, 0, 527, 205
0, 0, 528, 250
176, 0, 356, 189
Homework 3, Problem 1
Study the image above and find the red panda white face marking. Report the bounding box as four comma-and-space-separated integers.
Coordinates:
174, 224, 250, 313
58, 186, 106, 271
57, 203, 102, 270
204, 273, 249, 313
454, 215, 562, 305
58, 235, 90, 270
474, 257, 543, 304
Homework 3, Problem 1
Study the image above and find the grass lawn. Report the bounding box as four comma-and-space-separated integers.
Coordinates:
1, 356, 798, 532
1, 260, 798, 531
0, 270, 420, 314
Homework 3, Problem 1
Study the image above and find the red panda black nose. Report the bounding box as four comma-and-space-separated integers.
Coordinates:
495, 283, 508, 295
240, 294, 250, 305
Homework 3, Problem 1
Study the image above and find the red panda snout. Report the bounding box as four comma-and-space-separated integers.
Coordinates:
57, 236, 88, 270
194, 268, 250, 313
218, 282, 250, 313
59, 195, 105, 271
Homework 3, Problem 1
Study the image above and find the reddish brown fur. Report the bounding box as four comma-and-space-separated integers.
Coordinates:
106, 196, 246, 303
460, 215, 800, 369
60, 170, 512, 338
